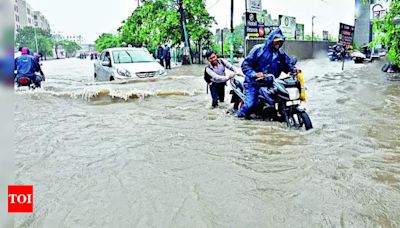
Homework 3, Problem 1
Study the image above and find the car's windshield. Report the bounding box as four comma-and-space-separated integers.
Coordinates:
112, 50, 154, 64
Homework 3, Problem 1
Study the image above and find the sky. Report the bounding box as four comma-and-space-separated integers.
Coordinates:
28, 0, 355, 43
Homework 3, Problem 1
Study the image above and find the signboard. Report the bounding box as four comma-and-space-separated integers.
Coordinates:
338, 23, 355, 46
246, 12, 259, 38
246, 0, 262, 13
295, 24, 304, 40
265, 26, 280, 36
370, 0, 390, 21
323, 30, 329, 41
279, 15, 296, 40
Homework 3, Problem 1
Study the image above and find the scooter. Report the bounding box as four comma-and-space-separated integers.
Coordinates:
230, 70, 313, 130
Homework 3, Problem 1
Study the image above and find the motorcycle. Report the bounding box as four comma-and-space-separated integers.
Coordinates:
328, 44, 351, 62
230, 70, 313, 130
15, 76, 37, 90
14, 70, 42, 90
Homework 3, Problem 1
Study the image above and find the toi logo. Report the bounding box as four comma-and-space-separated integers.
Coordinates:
8, 185, 33, 213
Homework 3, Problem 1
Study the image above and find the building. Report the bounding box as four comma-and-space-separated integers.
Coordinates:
354, 0, 391, 46
14, 0, 50, 35
52, 31, 86, 45
33, 11, 50, 31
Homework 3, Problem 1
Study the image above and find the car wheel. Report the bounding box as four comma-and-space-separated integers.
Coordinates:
110, 76, 114, 81
94, 73, 97, 80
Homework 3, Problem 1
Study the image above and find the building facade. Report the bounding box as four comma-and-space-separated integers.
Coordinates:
354, 0, 391, 46
33, 11, 51, 31
14, 0, 50, 35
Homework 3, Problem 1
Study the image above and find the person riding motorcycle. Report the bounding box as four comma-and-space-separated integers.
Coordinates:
237, 28, 295, 118
14, 47, 45, 87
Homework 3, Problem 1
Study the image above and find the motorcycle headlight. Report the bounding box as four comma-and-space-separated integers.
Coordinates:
117, 68, 131, 77
286, 88, 300, 100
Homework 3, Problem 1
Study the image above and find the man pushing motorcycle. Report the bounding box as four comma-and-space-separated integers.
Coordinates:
237, 28, 295, 118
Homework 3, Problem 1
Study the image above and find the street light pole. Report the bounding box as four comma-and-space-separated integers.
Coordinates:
34, 26, 39, 53
178, 0, 192, 64
312, 15, 315, 57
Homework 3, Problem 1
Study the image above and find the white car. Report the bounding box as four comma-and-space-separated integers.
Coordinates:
94, 47, 167, 81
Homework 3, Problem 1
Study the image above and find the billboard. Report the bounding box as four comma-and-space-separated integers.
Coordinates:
245, 12, 259, 38
279, 15, 296, 40
295, 24, 304, 40
338, 23, 355, 46
246, 0, 262, 13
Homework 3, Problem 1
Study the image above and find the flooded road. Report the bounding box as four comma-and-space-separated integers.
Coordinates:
15, 58, 400, 227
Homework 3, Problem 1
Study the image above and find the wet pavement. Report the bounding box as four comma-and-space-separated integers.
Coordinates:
14, 58, 400, 227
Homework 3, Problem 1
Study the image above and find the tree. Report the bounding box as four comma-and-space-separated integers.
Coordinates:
258, 10, 275, 26
55, 40, 81, 58
95, 33, 121, 52
372, 1, 400, 66
117, 0, 214, 56
15, 27, 53, 56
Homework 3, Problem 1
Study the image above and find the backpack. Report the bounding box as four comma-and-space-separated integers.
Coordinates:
204, 59, 226, 84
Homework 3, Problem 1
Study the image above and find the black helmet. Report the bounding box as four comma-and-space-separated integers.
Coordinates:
205, 50, 216, 58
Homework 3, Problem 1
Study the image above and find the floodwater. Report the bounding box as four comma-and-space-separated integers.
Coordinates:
14, 57, 400, 227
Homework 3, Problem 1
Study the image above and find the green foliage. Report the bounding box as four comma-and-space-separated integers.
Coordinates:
353, 43, 361, 51
114, 0, 214, 55
258, 10, 275, 25
95, 33, 121, 52
328, 37, 338, 43
55, 40, 81, 57
304, 35, 323, 41
372, 1, 400, 66
15, 26, 53, 56
211, 23, 245, 57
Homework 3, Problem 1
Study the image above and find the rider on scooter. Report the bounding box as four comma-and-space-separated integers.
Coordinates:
14, 47, 45, 87
237, 28, 295, 118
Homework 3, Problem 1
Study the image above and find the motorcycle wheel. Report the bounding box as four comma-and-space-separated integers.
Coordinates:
298, 111, 313, 130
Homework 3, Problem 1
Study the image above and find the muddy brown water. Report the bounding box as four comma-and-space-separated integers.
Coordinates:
14, 58, 400, 227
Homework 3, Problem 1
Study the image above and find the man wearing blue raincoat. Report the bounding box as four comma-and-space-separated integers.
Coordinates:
237, 28, 295, 118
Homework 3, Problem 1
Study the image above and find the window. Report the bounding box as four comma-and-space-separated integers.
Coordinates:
112, 50, 154, 64
34, 15, 37, 19
14, 5, 18, 12
28, 18, 31, 24
27, 9, 30, 15
15, 15, 19, 22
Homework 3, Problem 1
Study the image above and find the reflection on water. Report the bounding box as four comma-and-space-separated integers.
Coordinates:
15, 58, 400, 227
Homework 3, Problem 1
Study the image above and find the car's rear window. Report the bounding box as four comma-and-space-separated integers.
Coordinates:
112, 50, 154, 63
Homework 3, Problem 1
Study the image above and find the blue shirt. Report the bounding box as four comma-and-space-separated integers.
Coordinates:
15, 55, 39, 79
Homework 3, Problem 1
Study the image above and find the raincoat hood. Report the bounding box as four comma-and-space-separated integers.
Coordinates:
265, 28, 286, 49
